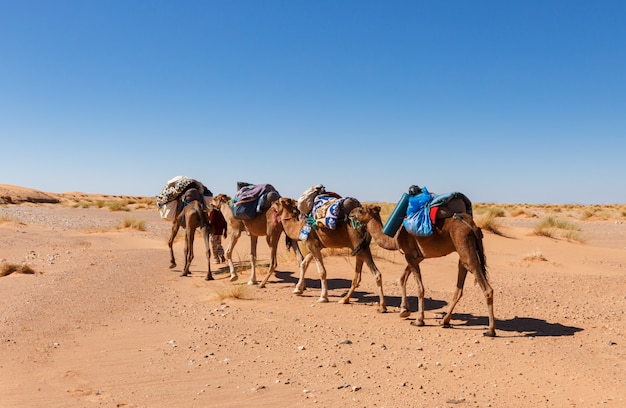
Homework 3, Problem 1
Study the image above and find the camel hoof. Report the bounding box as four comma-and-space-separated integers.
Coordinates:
399, 310, 411, 318
229, 275, 238, 282
293, 289, 303, 295
180, 272, 189, 277
338, 297, 350, 305
442, 322, 452, 328
247, 280, 257, 286
206, 275, 214, 281
317, 297, 329, 303
169, 263, 176, 269
378, 307, 387, 313
410, 320, 425, 327
483, 330, 497, 337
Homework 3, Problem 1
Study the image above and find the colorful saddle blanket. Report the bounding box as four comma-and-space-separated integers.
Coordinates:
403, 190, 473, 237
311, 193, 357, 230
156, 176, 212, 220
231, 183, 280, 220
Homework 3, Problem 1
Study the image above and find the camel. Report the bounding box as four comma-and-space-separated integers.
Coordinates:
167, 188, 213, 280
272, 197, 387, 313
350, 203, 496, 336
211, 193, 303, 287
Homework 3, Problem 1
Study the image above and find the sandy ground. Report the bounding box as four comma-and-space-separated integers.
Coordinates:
1, 187, 625, 407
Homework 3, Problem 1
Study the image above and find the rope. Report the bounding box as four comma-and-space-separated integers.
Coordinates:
348, 216, 362, 230
306, 215, 318, 230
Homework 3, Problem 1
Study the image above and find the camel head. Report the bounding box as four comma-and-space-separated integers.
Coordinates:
273, 197, 299, 217
350, 204, 383, 225
211, 193, 231, 207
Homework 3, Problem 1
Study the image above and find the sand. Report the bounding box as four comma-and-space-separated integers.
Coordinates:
0, 185, 625, 407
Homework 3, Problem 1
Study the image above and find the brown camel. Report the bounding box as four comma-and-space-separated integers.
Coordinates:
167, 189, 213, 280
350, 203, 496, 336
212, 193, 303, 287
272, 197, 387, 313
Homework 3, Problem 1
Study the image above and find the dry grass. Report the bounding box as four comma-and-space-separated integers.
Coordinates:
210, 283, 253, 301
0, 214, 16, 223
476, 212, 505, 236
522, 250, 548, 262
117, 217, 147, 231
532, 216, 585, 243
1, 262, 37, 277
106, 201, 130, 212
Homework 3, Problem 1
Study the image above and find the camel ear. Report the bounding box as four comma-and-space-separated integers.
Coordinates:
374, 205, 381, 213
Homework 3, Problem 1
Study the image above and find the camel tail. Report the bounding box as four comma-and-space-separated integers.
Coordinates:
473, 226, 488, 282
351, 230, 372, 256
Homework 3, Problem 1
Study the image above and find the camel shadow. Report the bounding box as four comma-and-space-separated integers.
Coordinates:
348, 292, 448, 311
443, 313, 584, 337
273, 272, 448, 311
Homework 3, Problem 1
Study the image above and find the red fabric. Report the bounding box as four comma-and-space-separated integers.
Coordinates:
429, 206, 438, 223
208, 209, 228, 236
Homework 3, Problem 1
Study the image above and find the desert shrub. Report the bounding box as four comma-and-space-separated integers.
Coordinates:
211, 284, 252, 301
107, 201, 130, 212
1, 262, 36, 277
0, 215, 15, 223
522, 250, 548, 262
118, 217, 146, 231
533, 217, 582, 241
509, 208, 535, 218
580, 210, 594, 220
476, 212, 504, 236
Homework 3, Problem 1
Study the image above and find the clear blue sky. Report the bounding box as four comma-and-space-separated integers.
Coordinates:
2, 1, 625, 204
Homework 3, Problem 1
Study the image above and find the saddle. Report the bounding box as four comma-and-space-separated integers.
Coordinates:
311, 195, 361, 230
429, 192, 473, 222
404, 191, 473, 237
231, 183, 280, 220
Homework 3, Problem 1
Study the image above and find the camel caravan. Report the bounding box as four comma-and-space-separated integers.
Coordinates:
156, 177, 496, 337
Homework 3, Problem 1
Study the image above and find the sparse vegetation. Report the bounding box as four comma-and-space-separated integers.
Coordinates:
476, 212, 504, 236
211, 283, 252, 301
533, 216, 584, 242
107, 201, 130, 212
522, 250, 548, 262
1, 262, 37, 277
117, 217, 146, 231
0, 215, 15, 223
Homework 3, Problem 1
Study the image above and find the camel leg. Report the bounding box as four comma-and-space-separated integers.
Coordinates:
293, 252, 314, 294
168, 222, 180, 269
364, 252, 387, 313
225, 229, 241, 282
305, 242, 328, 303
441, 260, 468, 328
469, 261, 496, 337
410, 265, 426, 326
203, 227, 213, 280
398, 266, 412, 317
314, 256, 329, 303
259, 230, 281, 288
247, 236, 258, 285
339, 257, 363, 305
181, 227, 194, 277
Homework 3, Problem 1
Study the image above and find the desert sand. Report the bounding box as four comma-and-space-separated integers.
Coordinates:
1, 185, 625, 407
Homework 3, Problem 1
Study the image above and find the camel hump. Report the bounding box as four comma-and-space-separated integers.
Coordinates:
432, 192, 473, 219
181, 188, 203, 204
